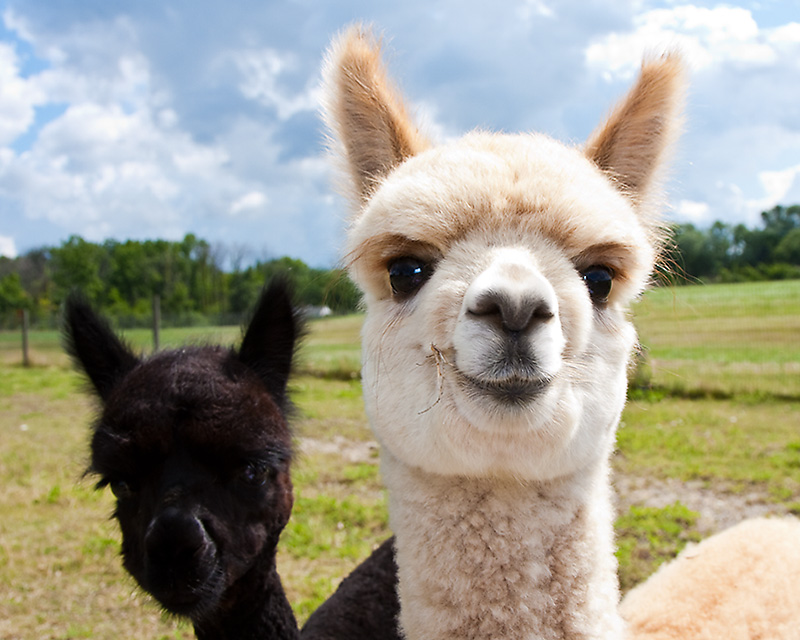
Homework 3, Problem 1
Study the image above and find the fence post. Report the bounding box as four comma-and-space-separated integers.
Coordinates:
152, 295, 161, 352
21, 309, 30, 367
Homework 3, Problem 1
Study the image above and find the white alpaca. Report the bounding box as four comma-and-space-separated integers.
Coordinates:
322, 26, 799, 640
323, 25, 680, 639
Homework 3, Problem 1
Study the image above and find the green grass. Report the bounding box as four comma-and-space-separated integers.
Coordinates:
0, 280, 798, 634
633, 280, 800, 397
291, 375, 370, 442
615, 502, 701, 592
297, 315, 363, 379
616, 397, 800, 499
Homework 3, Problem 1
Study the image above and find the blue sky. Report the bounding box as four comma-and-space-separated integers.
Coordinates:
0, 0, 798, 267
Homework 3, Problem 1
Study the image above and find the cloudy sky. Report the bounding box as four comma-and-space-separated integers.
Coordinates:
0, 1, 798, 267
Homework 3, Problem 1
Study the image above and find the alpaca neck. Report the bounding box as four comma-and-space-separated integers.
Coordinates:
193, 555, 300, 640
383, 451, 624, 640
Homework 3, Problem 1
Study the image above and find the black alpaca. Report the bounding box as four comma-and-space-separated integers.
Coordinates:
64, 280, 401, 640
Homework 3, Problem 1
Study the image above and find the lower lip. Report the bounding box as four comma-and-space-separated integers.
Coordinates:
457, 371, 551, 404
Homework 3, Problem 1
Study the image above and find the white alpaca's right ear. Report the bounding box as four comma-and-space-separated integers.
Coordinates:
322, 25, 430, 205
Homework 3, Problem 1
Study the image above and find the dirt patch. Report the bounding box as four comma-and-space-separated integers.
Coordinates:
297, 436, 380, 464
613, 475, 790, 535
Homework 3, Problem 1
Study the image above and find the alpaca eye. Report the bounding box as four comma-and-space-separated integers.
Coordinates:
388, 257, 431, 297
241, 462, 272, 487
109, 479, 136, 499
581, 265, 614, 304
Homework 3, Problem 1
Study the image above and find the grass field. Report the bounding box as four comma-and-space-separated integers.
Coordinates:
633, 279, 800, 398
1, 280, 798, 637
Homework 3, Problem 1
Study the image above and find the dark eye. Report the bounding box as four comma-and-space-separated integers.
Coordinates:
109, 479, 136, 499
388, 257, 432, 297
581, 265, 614, 304
240, 462, 273, 487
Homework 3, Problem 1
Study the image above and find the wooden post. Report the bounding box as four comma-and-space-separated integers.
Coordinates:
21, 309, 30, 367
152, 295, 161, 352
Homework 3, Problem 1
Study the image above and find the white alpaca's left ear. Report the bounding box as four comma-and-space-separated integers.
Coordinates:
584, 53, 686, 206
322, 24, 430, 206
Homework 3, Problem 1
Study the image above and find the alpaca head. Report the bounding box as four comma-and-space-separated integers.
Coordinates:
64, 280, 299, 621
323, 27, 684, 480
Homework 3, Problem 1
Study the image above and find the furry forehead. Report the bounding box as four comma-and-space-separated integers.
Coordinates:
345, 132, 656, 301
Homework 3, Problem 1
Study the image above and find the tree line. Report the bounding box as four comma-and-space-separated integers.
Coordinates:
1, 204, 798, 329
0, 233, 360, 329
667, 204, 800, 283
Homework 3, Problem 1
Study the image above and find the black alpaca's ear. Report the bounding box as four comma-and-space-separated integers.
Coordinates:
63, 293, 140, 402
237, 277, 301, 405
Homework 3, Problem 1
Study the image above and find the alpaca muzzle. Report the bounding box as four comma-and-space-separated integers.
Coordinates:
452, 247, 565, 404
143, 505, 221, 613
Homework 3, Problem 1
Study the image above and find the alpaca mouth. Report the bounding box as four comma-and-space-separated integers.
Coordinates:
147, 556, 224, 617
456, 370, 552, 405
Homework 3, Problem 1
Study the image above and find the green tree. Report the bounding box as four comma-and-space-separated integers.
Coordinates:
228, 268, 265, 314
0, 272, 30, 314
669, 224, 721, 281
106, 240, 164, 308
318, 269, 361, 313
773, 228, 800, 264
49, 235, 107, 304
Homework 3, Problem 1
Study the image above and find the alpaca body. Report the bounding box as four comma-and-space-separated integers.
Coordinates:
323, 26, 684, 639
621, 517, 800, 640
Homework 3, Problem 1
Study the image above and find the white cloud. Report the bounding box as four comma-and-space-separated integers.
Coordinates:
585, 5, 793, 79
676, 199, 710, 224
769, 22, 800, 47
0, 42, 44, 145
172, 145, 230, 176
517, 0, 555, 21
0, 235, 17, 258
759, 165, 800, 202
230, 190, 268, 216
0, 97, 247, 240
745, 165, 800, 216
227, 47, 321, 120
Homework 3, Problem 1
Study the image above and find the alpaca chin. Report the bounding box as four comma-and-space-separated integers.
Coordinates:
364, 354, 628, 481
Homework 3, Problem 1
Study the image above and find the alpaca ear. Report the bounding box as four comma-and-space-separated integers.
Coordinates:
322, 24, 430, 205
237, 277, 301, 405
63, 294, 140, 402
584, 53, 685, 205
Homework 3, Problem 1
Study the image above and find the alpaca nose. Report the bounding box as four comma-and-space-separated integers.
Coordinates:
468, 290, 554, 334
145, 506, 210, 567
465, 249, 557, 335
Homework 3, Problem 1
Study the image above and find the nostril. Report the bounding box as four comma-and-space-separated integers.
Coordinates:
468, 291, 554, 334
469, 294, 503, 319
531, 302, 555, 322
